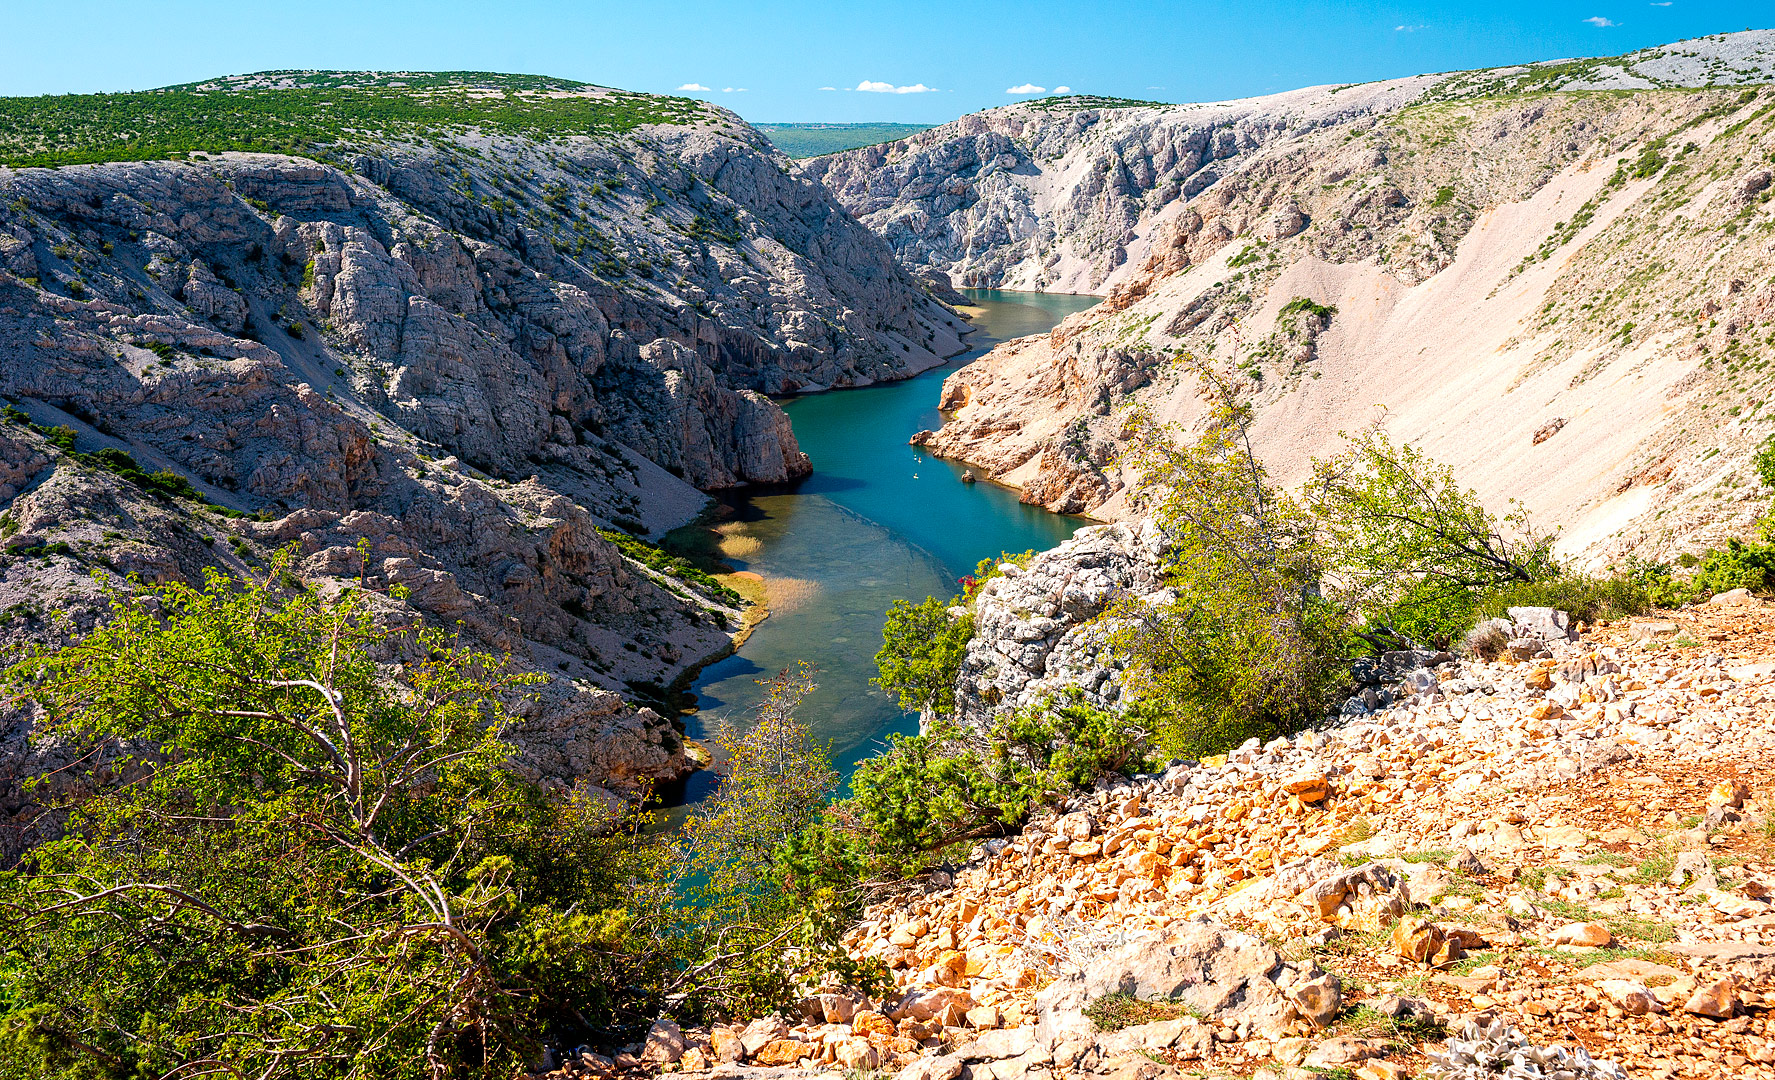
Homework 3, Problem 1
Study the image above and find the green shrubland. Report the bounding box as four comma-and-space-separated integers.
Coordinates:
0, 557, 862, 1079
852, 389, 1775, 869
0, 73, 709, 168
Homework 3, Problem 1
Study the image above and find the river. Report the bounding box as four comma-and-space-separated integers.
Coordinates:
673, 289, 1101, 802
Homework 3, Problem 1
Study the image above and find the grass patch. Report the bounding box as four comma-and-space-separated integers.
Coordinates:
1444, 950, 1501, 975
598, 527, 742, 607
1336, 1003, 1447, 1048
1331, 814, 1376, 850
1534, 896, 1675, 944
1083, 992, 1199, 1033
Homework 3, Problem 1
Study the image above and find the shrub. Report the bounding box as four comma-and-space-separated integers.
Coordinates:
596, 527, 741, 606
0, 558, 585, 1078
1474, 573, 1654, 625
0, 561, 872, 1078
1111, 397, 1346, 757
663, 665, 883, 1017
1308, 429, 1558, 646
842, 696, 1156, 864
874, 596, 974, 716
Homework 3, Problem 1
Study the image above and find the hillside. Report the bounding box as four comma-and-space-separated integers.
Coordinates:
805, 31, 1775, 566
635, 581, 1775, 1080
0, 71, 966, 853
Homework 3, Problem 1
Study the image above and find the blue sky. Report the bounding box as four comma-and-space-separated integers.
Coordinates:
2, 1, 1769, 122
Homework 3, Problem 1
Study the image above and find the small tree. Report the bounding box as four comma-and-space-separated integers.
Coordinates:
652, 665, 871, 1020
0, 555, 587, 1080
874, 597, 973, 716
845, 697, 1155, 861
1110, 393, 1346, 757
1307, 428, 1557, 646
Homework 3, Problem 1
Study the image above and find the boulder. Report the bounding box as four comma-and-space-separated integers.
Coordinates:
1038, 918, 1296, 1042
1306, 862, 1407, 929
853, 1010, 896, 1038
956, 1028, 1035, 1061
710, 1027, 744, 1063
897, 1054, 966, 1080
1598, 980, 1663, 1016
1288, 972, 1343, 1028
895, 987, 975, 1022
749, 1039, 810, 1067
739, 1016, 790, 1056
640, 1019, 686, 1064
836, 1039, 880, 1071
1392, 915, 1461, 966
1283, 767, 1329, 803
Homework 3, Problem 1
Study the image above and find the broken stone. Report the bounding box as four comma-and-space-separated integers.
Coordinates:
1550, 922, 1613, 948
1685, 977, 1741, 1019
1709, 780, 1750, 809
1288, 972, 1342, 1028
641, 1019, 686, 1064
1598, 979, 1663, 1015
835, 1038, 880, 1071
1283, 768, 1329, 803
896, 1054, 965, 1080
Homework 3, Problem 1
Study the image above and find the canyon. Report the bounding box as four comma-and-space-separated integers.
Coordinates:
0, 72, 966, 851
807, 31, 1775, 567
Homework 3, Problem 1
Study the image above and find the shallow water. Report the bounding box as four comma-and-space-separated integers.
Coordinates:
676, 290, 1101, 800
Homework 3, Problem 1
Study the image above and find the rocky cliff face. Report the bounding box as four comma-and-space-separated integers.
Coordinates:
815, 32, 1775, 565
0, 73, 965, 856
946, 522, 1165, 731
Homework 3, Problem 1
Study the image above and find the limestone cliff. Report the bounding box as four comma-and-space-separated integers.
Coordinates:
812, 32, 1775, 564
0, 72, 965, 853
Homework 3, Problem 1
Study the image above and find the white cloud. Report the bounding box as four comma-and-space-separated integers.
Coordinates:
818, 86, 837, 91
1584, 15, 1617, 25
1395, 23, 1426, 31
1649, 1, 1670, 5
676, 83, 711, 92
1005, 83, 1046, 94
1053, 85, 1071, 94
856, 79, 936, 94
722, 87, 747, 93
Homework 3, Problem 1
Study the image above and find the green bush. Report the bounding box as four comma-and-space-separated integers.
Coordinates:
1474, 572, 1654, 625
874, 596, 973, 716
0, 561, 862, 1078
839, 696, 1156, 867
1112, 399, 1346, 757
1688, 539, 1775, 597
597, 527, 741, 607
1308, 429, 1558, 646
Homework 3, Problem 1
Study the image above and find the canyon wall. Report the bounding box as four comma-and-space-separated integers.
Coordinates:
0, 74, 965, 853
811, 32, 1775, 565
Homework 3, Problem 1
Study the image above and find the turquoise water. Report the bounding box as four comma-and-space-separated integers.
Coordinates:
677, 290, 1101, 797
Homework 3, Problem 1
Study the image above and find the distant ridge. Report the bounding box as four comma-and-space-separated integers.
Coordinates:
755, 123, 933, 158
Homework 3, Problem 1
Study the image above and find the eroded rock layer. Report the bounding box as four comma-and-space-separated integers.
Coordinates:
817, 32, 1775, 563
0, 77, 965, 856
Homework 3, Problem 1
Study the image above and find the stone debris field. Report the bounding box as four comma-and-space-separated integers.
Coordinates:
553, 590, 1775, 1080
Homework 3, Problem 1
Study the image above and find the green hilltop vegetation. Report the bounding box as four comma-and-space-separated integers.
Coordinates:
754, 122, 932, 158
0, 70, 715, 168
1026, 93, 1170, 112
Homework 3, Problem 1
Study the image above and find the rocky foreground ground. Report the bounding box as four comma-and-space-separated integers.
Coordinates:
565, 590, 1775, 1080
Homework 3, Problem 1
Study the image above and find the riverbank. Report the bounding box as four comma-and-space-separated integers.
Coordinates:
658, 291, 1100, 806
